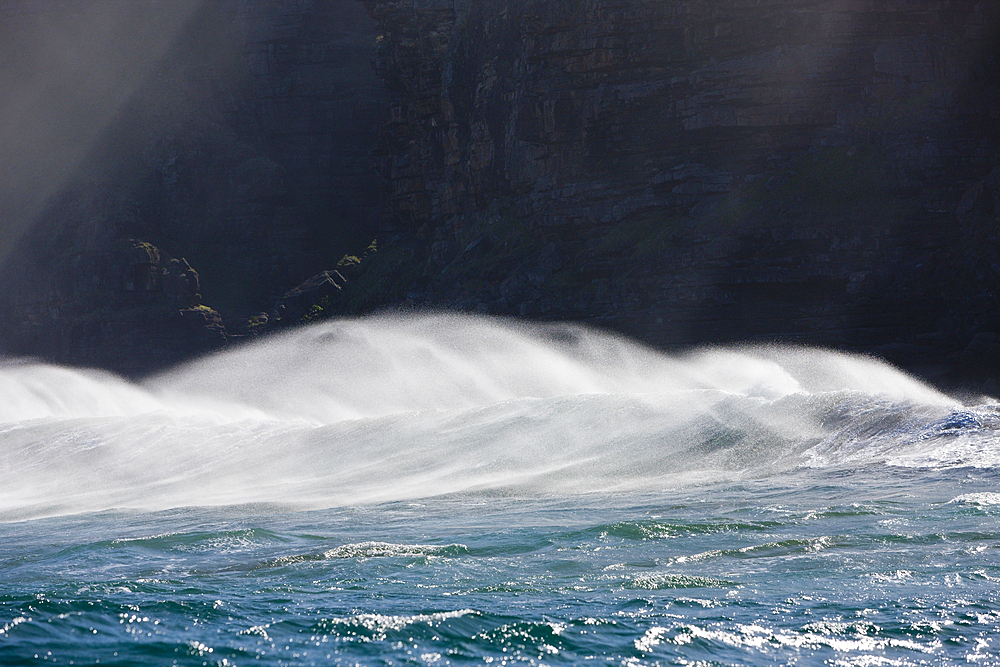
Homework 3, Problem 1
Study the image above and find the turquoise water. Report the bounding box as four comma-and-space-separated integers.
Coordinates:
2, 315, 999, 665
2, 474, 1000, 665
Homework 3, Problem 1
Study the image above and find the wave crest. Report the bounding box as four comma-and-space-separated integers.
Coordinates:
0, 314, 995, 519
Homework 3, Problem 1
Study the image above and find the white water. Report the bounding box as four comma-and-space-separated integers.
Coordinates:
1, 313, 997, 520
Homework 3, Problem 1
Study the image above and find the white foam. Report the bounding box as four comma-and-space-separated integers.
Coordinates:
0, 313, 990, 519
322, 542, 466, 559
949, 493, 1000, 507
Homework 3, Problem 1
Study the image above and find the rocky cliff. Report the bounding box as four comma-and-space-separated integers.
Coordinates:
304, 0, 1000, 387
4, 0, 1000, 386
0, 0, 386, 376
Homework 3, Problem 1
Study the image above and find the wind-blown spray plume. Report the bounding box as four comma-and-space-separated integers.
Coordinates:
0, 314, 995, 520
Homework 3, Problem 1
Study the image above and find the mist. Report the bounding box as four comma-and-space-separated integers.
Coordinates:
0, 0, 205, 268
2, 313, 987, 521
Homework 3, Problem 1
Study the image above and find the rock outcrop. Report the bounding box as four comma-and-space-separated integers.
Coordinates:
0, 0, 387, 375
1, 238, 225, 377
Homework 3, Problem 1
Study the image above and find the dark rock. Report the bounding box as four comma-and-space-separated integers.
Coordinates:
961, 332, 1000, 374
273, 270, 347, 325
0, 237, 227, 378
162, 259, 202, 307
0, 0, 387, 374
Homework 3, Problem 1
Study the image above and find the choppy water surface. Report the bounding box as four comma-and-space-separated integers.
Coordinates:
1, 314, 999, 665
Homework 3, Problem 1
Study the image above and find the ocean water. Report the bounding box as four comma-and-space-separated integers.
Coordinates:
1, 314, 998, 666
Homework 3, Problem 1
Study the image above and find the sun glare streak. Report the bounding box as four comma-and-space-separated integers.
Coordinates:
0, 0, 205, 269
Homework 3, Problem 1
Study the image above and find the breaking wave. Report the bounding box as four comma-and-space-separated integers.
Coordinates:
0, 313, 997, 519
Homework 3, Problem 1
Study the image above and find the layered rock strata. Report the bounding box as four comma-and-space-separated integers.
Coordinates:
328, 0, 1000, 385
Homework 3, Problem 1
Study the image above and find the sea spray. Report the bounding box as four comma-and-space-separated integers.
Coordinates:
0, 313, 990, 519
2, 314, 1000, 665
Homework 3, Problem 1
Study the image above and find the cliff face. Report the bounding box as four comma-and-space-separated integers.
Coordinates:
0, 0, 386, 376
4, 0, 1000, 383
371, 0, 997, 220
335, 0, 1000, 382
